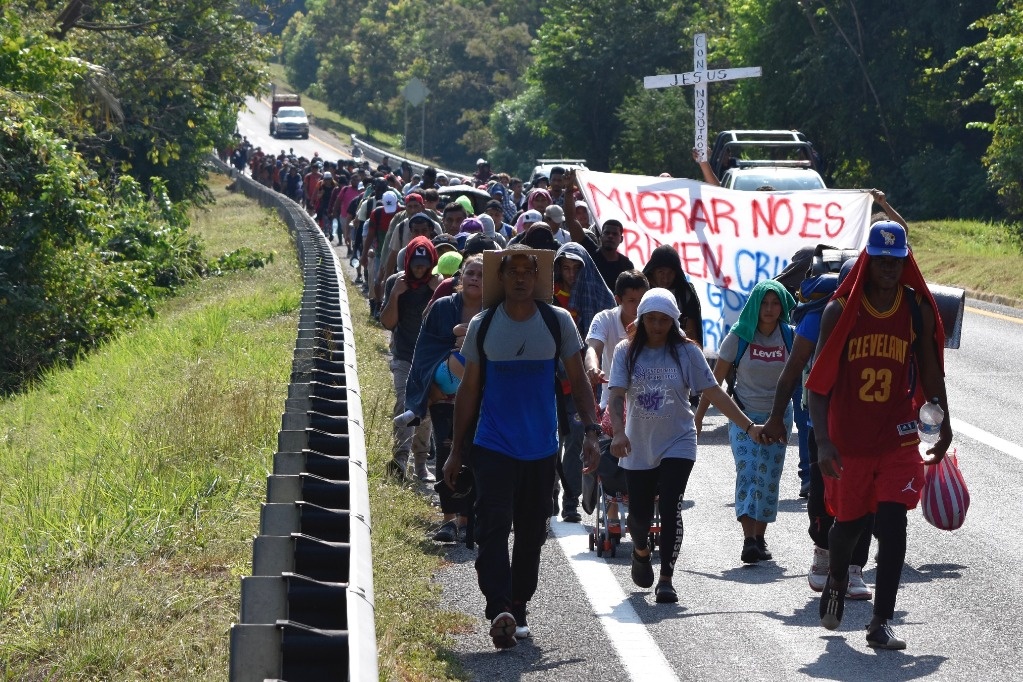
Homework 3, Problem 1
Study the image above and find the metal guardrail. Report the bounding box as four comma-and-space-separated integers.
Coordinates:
213, 157, 378, 681
349, 134, 468, 182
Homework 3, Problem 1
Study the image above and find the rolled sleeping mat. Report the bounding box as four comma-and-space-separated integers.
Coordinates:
927, 283, 965, 350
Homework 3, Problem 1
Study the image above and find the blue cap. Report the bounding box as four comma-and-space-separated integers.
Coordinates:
865, 221, 908, 258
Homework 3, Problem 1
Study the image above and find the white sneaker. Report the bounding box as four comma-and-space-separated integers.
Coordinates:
846, 565, 873, 600
515, 625, 531, 639
808, 546, 829, 592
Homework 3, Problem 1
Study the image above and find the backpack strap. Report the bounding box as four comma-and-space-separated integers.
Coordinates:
535, 300, 563, 361
475, 304, 500, 390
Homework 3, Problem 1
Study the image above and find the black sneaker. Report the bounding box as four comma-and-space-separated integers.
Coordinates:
819, 574, 847, 630
741, 537, 761, 564
631, 550, 654, 588
866, 621, 906, 650
561, 509, 582, 523
756, 535, 773, 561
433, 520, 457, 543
655, 581, 678, 604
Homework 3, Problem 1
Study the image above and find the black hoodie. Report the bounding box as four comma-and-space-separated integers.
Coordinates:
642, 244, 703, 345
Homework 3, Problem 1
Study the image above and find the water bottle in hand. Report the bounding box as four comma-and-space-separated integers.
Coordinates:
918, 397, 944, 443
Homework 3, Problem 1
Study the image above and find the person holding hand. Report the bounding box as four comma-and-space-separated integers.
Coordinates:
608, 288, 762, 604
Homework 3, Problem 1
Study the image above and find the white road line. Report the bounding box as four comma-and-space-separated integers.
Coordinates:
551, 518, 680, 682
951, 417, 1023, 463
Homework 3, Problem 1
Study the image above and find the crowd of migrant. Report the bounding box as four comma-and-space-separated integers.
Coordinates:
224, 138, 952, 654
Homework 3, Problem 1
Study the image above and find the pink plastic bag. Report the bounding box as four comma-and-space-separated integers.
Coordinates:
921, 448, 970, 531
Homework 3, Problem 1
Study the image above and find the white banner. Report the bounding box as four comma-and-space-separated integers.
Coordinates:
576, 170, 874, 352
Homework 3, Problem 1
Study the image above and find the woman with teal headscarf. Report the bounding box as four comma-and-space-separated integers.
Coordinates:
695, 279, 796, 565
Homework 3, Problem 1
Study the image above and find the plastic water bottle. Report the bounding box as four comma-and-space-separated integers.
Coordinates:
918, 397, 944, 443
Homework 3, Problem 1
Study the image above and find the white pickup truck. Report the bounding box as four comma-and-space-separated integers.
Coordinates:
710, 130, 826, 191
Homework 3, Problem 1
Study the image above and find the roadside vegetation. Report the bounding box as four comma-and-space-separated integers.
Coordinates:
0, 176, 469, 680
0, 178, 296, 679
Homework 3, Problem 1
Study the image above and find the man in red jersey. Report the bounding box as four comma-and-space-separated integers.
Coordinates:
806, 221, 952, 650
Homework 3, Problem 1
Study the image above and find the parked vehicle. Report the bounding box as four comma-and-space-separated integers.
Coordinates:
529, 158, 588, 186
710, 130, 825, 191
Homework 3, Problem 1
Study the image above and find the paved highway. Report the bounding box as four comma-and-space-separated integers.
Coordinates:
237, 105, 1023, 681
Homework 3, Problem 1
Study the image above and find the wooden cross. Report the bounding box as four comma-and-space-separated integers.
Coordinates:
644, 33, 761, 162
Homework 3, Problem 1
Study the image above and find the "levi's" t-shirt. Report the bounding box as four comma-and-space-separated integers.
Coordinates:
717, 325, 791, 414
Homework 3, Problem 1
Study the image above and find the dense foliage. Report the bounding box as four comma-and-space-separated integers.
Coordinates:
284, 0, 1023, 222
1, 3, 274, 393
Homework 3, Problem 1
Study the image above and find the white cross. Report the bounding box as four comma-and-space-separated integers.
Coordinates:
644, 33, 761, 162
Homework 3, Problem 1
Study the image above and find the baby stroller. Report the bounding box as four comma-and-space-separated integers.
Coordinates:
584, 437, 660, 558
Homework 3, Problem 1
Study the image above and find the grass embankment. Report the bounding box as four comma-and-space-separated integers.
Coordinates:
0, 176, 298, 679
910, 219, 1023, 303
0, 174, 468, 680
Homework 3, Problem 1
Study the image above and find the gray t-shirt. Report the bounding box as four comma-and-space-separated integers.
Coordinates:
717, 325, 791, 414
608, 341, 717, 470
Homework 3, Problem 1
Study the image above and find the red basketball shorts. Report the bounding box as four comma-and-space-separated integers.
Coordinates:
823, 445, 925, 522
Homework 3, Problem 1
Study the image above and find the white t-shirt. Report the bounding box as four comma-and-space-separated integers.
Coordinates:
608, 341, 717, 470
587, 306, 629, 409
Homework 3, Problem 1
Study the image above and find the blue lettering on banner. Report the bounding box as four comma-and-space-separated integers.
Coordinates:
735, 249, 789, 291
702, 283, 748, 350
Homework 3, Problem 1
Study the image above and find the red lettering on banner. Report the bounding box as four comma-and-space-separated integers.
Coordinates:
751, 199, 771, 237
824, 202, 845, 238
664, 192, 691, 235
691, 198, 712, 234
771, 197, 794, 236
799, 203, 824, 239
638, 192, 668, 233
700, 241, 732, 288
588, 184, 626, 220
678, 240, 703, 274
711, 198, 739, 237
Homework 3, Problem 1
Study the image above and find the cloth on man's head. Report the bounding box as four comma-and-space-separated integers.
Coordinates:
555, 241, 615, 337
805, 248, 946, 403
636, 288, 682, 333
526, 188, 552, 212
729, 279, 796, 344
478, 214, 497, 237
403, 235, 438, 290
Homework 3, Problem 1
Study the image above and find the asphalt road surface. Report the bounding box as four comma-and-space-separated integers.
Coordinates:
237, 105, 1023, 681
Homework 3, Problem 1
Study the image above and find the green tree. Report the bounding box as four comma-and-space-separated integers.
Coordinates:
613, 85, 696, 177
948, 1, 1023, 218
48, 0, 275, 202
723, 0, 997, 217
521, 0, 721, 171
